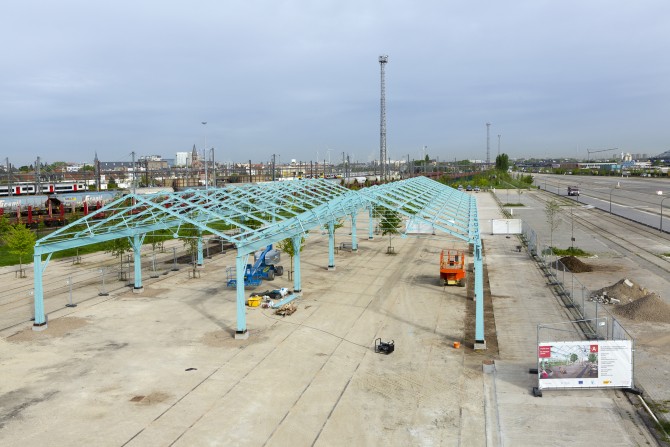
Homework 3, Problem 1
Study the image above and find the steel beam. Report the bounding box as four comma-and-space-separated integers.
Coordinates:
197, 233, 203, 266
328, 221, 335, 270
292, 235, 302, 292
235, 254, 248, 339
474, 239, 485, 348
32, 252, 47, 330
368, 206, 374, 239
351, 214, 358, 251
132, 234, 145, 291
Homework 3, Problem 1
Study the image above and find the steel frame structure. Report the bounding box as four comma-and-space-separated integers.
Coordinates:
360, 176, 485, 346
31, 177, 485, 347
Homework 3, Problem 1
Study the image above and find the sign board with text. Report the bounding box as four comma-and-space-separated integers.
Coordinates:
537, 340, 632, 390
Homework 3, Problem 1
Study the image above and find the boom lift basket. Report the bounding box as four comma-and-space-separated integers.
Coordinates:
440, 249, 466, 286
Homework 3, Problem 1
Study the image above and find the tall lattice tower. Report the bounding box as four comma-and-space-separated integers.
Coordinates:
379, 55, 388, 182
486, 122, 491, 168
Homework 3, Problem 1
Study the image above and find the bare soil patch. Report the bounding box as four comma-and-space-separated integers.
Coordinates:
7, 317, 89, 342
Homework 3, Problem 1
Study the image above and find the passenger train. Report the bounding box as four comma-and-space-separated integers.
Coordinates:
0, 185, 175, 213
0, 181, 88, 196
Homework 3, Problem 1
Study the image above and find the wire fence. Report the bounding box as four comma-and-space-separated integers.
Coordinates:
0, 237, 234, 332
520, 221, 633, 344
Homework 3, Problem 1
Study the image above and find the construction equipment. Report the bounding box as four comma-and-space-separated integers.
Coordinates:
440, 249, 466, 286
246, 296, 262, 307
374, 338, 395, 354
567, 186, 580, 196
226, 245, 284, 287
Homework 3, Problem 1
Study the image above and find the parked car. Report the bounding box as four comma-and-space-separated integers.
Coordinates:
466, 185, 473, 191
457, 185, 464, 191
474, 186, 481, 192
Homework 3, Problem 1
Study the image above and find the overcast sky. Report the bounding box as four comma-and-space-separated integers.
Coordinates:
1, 1, 669, 167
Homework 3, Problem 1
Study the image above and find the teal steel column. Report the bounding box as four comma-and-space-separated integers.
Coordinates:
474, 238, 485, 344
328, 221, 335, 269
368, 207, 374, 239
351, 214, 358, 251
197, 233, 204, 266
32, 252, 47, 330
133, 234, 143, 290
235, 254, 247, 338
292, 235, 302, 292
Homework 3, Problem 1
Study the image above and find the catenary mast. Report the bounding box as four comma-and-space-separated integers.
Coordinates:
379, 55, 388, 182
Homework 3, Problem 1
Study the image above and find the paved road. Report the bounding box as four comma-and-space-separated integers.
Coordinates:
532, 173, 670, 231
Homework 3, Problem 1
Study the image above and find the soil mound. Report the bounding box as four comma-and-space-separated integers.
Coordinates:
591, 278, 670, 323
559, 256, 592, 273
613, 293, 670, 323
592, 278, 650, 302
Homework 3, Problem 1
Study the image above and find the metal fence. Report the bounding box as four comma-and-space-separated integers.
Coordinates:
0, 238, 226, 332
520, 220, 633, 344
489, 191, 633, 343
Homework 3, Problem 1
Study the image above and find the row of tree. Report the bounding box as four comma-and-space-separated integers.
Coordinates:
0, 216, 36, 274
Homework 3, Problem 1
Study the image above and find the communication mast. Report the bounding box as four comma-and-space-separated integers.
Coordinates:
486, 122, 491, 168
379, 55, 388, 182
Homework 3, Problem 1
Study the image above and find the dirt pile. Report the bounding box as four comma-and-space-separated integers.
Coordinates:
593, 278, 670, 324
614, 293, 670, 323
592, 278, 650, 302
559, 256, 592, 273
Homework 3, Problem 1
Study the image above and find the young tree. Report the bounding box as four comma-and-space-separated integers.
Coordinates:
276, 236, 305, 277
544, 199, 561, 249
330, 218, 345, 246
103, 237, 132, 273
5, 224, 36, 276
149, 228, 171, 252
0, 214, 11, 241
178, 223, 200, 267
374, 205, 402, 252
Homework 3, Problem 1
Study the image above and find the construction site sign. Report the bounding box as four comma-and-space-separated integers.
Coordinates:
537, 340, 632, 390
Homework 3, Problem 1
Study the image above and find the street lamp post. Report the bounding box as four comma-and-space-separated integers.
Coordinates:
609, 185, 620, 214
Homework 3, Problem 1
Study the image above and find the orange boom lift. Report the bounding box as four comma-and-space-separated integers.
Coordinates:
440, 249, 466, 286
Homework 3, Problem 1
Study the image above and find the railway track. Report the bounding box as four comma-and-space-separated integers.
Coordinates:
533, 192, 670, 277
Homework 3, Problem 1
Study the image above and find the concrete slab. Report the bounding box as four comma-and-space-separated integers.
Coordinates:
0, 191, 662, 446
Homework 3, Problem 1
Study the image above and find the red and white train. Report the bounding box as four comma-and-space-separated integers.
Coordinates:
0, 182, 88, 196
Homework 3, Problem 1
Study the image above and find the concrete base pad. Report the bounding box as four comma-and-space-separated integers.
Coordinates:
32, 323, 48, 332
132, 287, 144, 294
328, 265, 336, 271
234, 330, 249, 340
474, 340, 487, 350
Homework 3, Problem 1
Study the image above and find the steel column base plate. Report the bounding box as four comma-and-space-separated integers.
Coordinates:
234, 330, 249, 340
